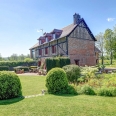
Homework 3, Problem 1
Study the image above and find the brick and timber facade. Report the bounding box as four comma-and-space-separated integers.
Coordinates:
29, 13, 100, 66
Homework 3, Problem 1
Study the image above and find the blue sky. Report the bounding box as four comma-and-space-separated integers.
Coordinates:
0, 0, 116, 57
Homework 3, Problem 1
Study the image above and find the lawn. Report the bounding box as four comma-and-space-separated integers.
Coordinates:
0, 75, 116, 116
100, 60, 116, 68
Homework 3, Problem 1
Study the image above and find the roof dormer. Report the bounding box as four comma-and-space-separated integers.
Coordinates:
51, 29, 62, 39
38, 36, 46, 45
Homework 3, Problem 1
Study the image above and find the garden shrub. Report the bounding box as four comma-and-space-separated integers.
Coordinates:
0, 66, 9, 71
66, 84, 78, 95
79, 85, 95, 95
80, 66, 98, 81
88, 79, 102, 88
109, 87, 116, 96
103, 77, 116, 87
0, 71, 22, 100
62, 65, 81, 84
97, 87, 116, 97
46, 68, 68, 94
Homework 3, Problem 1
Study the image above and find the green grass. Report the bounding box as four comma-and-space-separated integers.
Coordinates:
1, 75, 116, 116
19, 75, 46, 96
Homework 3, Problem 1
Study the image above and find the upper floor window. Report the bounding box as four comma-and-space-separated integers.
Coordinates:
45, 47, 48, 54
53, 34, 56, 39
52, 45, 56, 53
39, 40, 41, 45
46, 37, 48, 42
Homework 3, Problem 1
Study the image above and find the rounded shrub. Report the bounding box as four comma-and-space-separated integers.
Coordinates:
0, 71, 22, 100
46, 68, 68, 94
62, 65, 81, 84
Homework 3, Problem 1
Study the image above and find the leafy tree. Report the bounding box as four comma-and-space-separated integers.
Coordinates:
24, 58, 33, 62
0, 53, 2, 61
9, 54, 18, 61
112, 25, 116, 59
104, 29, 115, 64
95, 32, 104, 65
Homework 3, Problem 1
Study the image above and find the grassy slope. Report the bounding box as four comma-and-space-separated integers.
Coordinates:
0, 75, 116, 116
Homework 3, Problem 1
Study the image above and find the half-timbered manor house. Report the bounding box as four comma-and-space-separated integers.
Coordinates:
30, 13, 99, 66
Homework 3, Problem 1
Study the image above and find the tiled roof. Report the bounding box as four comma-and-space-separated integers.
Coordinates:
59, 23, 77, 38
30, 18, 96, 49
29, 42, 39, 50
30, 23, 77, 49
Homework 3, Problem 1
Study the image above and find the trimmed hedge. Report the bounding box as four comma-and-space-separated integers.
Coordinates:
0, 66, 9, 71
0, 71, 22, 100
0, 61, 37, 67
46, 57, 70, 72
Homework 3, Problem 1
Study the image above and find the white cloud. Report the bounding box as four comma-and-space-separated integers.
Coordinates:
107, 18, 115, 22
37, 29, 43, 32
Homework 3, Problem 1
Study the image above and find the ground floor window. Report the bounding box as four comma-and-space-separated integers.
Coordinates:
52, 45, 56, 53
45, 47, 48, 55
39, 49, 42, 55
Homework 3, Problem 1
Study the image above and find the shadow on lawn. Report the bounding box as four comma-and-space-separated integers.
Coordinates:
0, 97, 24, 105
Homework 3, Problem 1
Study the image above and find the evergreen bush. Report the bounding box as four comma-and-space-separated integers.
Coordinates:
46, 68, 68, 94
0, 71, 22, 100
45, 57, 70, 72
62, 65, 81, 84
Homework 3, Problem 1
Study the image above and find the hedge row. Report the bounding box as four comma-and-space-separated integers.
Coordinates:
0, 61, 37, 67
46, 57, 70, 72
0, 66, 9, 71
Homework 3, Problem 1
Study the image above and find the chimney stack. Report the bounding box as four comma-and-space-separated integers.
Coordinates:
73, 13, 81, 25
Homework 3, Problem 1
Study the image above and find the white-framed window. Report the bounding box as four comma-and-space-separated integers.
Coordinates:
46, 37, 48, 42
39, 40, 41, 45
53, 34, 55, 39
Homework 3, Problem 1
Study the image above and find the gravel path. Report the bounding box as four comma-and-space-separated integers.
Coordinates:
17, 73, 39, 76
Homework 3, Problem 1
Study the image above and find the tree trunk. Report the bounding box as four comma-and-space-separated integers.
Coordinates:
101, 52, 104, 65
110, 51, 113, 64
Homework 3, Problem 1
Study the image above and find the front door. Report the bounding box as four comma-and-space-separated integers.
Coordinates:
74, 59, 80, 66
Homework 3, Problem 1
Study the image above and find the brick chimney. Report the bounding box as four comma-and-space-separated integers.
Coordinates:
73, 13, 81, 25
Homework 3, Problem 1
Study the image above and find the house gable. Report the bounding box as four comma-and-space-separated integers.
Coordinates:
68, 19, 96, 41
